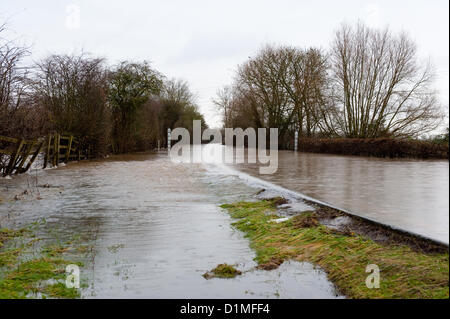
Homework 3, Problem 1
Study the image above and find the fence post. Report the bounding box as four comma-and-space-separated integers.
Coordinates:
24, 140, 44, 173
53, 133, 60, 166
5, 139, 24, 176
15, 140, 34, 174
52, 133, 56, 166
56, 134, 60, 164
44, 134, 52, 169
167, 128, 171, 152
65, 135, 73, 163
294, 131, 298, 152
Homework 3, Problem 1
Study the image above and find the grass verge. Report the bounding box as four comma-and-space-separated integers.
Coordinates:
220, 199, 449, 299
0, 226, 86, 299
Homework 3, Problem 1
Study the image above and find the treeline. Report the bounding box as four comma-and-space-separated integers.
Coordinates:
0, 24, 206, 156
214, 22, 447, 149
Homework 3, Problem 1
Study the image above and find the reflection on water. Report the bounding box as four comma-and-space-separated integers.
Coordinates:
0, 153, 341, 298
1, 144, 448, 298
223, 147, 449, 243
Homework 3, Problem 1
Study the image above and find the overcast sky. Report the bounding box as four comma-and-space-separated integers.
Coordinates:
2, 0, 449, 129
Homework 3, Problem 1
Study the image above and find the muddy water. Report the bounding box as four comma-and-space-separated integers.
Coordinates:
0, 153, 341, 298
225, 147, 449, 244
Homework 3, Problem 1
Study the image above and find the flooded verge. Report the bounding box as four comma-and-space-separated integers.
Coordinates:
224, 148, 449, 244
220, 198, 448, 298
0, 153, 341, 298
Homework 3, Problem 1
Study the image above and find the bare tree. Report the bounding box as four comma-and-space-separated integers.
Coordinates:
212, 86, 234, 127
0, 23, 36, 137
281, 47, 329, 137
331, 22, 444, 138
34, 53, 111, 155
237, 46, 295, 135
162, 78, 196, 106
160, 78, 207, 139
214, 45, 329, 146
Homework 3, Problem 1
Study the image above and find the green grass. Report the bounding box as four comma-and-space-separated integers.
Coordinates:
42, 282, 81, 299
0, 258, 82, 299
0, 227, 84, 299
220, 200, 449, 299
204, 263, 242, 279
0, 228, 30, 247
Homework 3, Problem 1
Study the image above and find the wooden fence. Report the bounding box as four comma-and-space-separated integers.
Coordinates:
0, 133, 92, 176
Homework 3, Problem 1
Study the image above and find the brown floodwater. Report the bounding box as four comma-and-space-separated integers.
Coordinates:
1, 145, 447, 298
0, 153, 341, 298
219, 146, 449, 244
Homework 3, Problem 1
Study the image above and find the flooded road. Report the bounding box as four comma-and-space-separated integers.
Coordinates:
228, 149, 449, 244
2, 145, 447, 298
0, 153, 340, 298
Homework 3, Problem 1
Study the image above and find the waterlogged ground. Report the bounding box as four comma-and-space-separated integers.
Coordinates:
0, 153, 341, 298
229, 149, 449, 244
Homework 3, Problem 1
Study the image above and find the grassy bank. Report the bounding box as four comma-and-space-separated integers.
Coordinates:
298, 138, 449, 159
0, 224, 89, 299
220, 199, 449, 298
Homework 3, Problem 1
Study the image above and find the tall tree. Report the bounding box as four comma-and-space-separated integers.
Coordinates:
34, 53, 110, 155
0, 23, 38, 137
109, 61, 163, 153
331, 22, 443, 138
160, 78, 207, 141
215, 45, 329, 146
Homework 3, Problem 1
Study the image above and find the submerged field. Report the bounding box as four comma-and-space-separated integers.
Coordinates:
221, 199, 449, 299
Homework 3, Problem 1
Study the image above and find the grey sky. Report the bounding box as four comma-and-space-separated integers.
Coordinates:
2, 0, 449, 128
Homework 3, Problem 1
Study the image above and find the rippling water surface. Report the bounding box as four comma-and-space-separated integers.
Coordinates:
2, 145, 446, 298
0, 153, 340, 298
225, 148, 449, 243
